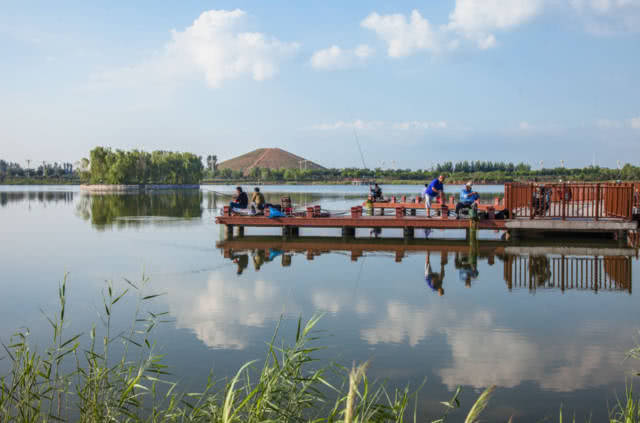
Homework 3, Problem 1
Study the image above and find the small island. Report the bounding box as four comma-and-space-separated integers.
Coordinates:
79, 147, 203, 192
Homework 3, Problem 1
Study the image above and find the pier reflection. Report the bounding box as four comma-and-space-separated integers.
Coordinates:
217, 237, 634, 294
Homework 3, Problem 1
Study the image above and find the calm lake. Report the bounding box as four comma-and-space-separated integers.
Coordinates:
1, 184, 639, 421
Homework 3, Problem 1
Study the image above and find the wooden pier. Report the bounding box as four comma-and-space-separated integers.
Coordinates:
215, 182, 639, 242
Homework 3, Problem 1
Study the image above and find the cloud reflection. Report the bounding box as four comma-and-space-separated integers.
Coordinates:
361, 300, 626, 392
164, 271, 297, 349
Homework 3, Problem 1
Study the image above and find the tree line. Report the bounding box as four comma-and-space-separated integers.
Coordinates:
0, 160, 74, 181
88, 147, 203, 185
4, 153, 640, 184
205, 162, 640, 183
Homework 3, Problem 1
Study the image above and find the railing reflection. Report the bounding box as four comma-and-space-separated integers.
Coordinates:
218, 237, 634, 295
504, 255, 632, 293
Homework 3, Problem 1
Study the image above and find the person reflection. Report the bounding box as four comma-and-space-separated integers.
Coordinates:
251, 248, 285, 272
231, 253, 249, 275
370, 227, 382, 238
455, 251, 479, 287
529, 255, 551, 287
425, 252, 445, 296
252, 249, 266, 271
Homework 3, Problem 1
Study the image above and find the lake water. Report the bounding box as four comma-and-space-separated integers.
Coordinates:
1, 184, 639, 421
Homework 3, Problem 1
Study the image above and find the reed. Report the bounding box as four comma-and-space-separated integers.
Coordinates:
0, 273, 562, 423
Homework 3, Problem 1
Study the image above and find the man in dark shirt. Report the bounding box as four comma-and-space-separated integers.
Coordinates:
370, 183, 383, 201
230, 186, 249, 209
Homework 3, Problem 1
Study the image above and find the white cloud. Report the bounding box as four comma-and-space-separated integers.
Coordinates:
596, 117, 640, 129
310, 44, 374, 70
310, 120, 447, 131
447, 0, 542, 48
519, 121, 532, 130
169, 10, 299, 87
392, 120, 448, 130
92, 9, 299, 90
310, 120, 385, 130
361, 10, 442, 57
596, 118, 623, 128
569, 0, 640, 33
354, 44, 375, 58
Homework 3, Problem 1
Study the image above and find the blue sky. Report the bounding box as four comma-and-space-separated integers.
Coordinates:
1, 0, 639, 169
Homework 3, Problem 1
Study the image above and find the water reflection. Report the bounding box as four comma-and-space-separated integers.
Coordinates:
217, 237, 633, 295
0, 191, 74, 207
151, 237, 635, 398
505, 254, 632, 292
76, 191, 203, 229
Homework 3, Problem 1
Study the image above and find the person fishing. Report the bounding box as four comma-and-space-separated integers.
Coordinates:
456, 181, 479, 218
230, 186, 248, 209
370, 183, 383, 201
251, 187, 265, 211
423, 175, 446, 215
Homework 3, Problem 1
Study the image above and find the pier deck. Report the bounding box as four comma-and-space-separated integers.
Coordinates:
215, 182, 639, 242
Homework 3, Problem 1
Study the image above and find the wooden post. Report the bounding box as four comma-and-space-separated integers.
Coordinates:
236, 226, 244, 237
403, 227, 414, 240
342, 227, 355, 238
595, 184, 600, 221
306, 206, 315, 218
225, 224, 234, 240
395, 207, 404, 218
440, 205, 449, 219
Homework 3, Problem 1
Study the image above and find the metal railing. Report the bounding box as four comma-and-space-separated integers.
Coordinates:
503, 255, 632, 293
504, 182, 634, 220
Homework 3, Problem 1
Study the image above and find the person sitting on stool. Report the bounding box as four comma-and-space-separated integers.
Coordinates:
370, 183, 383, 201
456, 181, 479, 218
230, 186, 248, 209
251, 187, 266, 211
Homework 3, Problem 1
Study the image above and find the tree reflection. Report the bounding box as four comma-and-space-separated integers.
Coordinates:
76, 191, 202, 229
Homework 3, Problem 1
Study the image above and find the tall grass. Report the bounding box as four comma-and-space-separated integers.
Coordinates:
4, 274, 640, 422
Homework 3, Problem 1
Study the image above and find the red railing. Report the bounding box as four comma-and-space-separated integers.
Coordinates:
504, 182, 634, 221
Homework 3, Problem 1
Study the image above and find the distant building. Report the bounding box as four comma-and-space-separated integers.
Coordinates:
218, 148, 325, 176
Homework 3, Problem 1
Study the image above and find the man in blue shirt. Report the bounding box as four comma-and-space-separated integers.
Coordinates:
423, 175, 445, 214
456, 181, 479, 218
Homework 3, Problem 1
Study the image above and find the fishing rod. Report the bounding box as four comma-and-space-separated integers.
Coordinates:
352, 127, 377, 191
352, 127, 367, 170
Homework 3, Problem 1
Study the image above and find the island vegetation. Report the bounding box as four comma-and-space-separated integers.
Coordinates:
87, 147, 203, 185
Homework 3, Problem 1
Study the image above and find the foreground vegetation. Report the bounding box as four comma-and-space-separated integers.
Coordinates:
0, 276, 496, 422
1, 275, 640, 422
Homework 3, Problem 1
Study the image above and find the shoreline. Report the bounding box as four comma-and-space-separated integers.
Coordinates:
79, 184, 200, 192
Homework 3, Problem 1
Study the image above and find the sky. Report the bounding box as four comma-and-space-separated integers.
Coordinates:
1, 0, 639, 169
